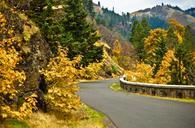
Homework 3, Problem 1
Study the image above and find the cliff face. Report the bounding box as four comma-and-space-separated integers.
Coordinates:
22, 33, 51, 90
20, 19, 51, 90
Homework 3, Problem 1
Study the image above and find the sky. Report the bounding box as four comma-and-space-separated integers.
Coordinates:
93, 0, 195, 14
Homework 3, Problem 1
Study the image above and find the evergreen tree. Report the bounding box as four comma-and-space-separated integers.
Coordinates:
62, 0, 103, 66
130, 18, 150, 61
83, 0, 95, 18
88, 0, 95, 17
27, 0, 103, 66
141, 18, 150, 33
98, 1, 101, 6
175, 27, 195, 85
167, 19, 195, 85
25, 0, 60, 53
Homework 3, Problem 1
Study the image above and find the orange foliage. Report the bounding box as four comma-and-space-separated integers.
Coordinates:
154, 50, 175, 84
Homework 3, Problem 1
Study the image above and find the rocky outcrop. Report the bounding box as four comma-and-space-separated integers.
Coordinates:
1, 2, 51, 91
22, 33, 51, 90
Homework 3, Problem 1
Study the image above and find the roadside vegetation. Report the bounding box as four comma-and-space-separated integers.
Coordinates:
1, 0, 195, 127
1, 104, 107, 128
126, 19, 195, 85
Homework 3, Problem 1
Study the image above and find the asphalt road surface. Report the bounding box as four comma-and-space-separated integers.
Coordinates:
79, 79, 195, 128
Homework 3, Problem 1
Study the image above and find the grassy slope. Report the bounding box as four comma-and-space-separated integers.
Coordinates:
0, 119, 30, 128
0, 105, 107, 128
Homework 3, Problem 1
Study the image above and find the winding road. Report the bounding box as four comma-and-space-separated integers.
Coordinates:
79, 79, 195, 128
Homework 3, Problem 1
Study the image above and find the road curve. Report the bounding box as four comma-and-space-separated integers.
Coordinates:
79, 79, 195, 128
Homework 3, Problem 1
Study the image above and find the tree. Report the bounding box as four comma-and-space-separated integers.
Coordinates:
141, 18, 150, 34
144, 28, 168, 75
154, 50, 176, 84
28, 0, 103, 66
182, 26, 195, 84
130, 18, 150, 61
167, 19, 194, 84
98, 1, 101, 6
83, 0, 95, 17
127, 18, 195, 85
126, 63, 154, 83
167, 19, 185, 47
60, 0, 103, 66
112, 39, 122, 65
0, 46, 37, 120
25, 0, 58, 53
40, 47, 81, 114
0, 11, 37, 120
112, 40, 122, 57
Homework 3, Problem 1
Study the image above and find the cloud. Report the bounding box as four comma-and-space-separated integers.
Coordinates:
93, 0, 195, 14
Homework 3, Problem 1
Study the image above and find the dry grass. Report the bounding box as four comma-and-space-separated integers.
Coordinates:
1, 105, 106, 128
26, 104, 106, 128
26, 112, 68, 128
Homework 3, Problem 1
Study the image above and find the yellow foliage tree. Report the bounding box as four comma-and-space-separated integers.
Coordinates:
144, 29, 167, 57
155, 49, 186, 84
40, 47, 81, 114
168, 19, 185, 44
167, 19, 193, 84
144, 28, 168, 75
126, 63, 154, 83
126, 20, 194, 85
154, 50, 175, 84
112, 39, 122, 57
0, 12, 37, 120
80, 62, 103, 80
97, 41, 123, 77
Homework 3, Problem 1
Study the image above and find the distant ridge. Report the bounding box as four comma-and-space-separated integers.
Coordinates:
131, 5, 195, 30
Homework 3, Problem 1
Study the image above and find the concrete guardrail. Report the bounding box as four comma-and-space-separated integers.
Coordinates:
120, 76, 195, 99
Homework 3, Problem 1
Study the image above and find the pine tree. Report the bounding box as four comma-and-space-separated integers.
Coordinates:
98, 1, 101, 6
60, 0, 102, 66
141, 18, 150, 33
130, 18, 150, 61
26, 0, 59, 53
83, 0, 95, 17
166, 19, 194, 84
28, 0, 103, 66
89, 0, 95, 17
175, 26, 195, 85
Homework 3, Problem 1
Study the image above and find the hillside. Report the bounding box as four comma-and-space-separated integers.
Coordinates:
94, 4, 131, 40
186, 8, 195, 17
131, 5, 195, 30
92, 3, 135, 64
93, 3, 195, 41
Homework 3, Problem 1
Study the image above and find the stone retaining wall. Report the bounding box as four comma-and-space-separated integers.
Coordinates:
120, 77, 195, 99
